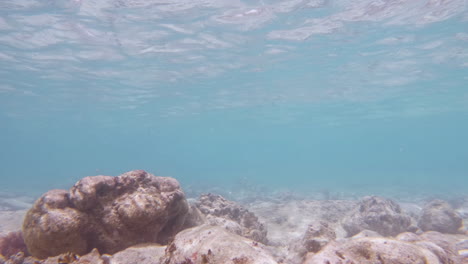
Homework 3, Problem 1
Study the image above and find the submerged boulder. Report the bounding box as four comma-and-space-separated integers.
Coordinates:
304, 237, 438, 264
341, 196, 412, 237
108, 244, 166, 264
0, 231, 27, 259
22, 170, 189, 259
303, 231, 464, 264
161, 225, 278, 264
418, 200, 463, 234
284, 221, 337, 264
41, 249, 103, 264
290, 221, 337, 257
196, 193, 268, 244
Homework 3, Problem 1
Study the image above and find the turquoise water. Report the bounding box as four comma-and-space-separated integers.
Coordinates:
0, 0, 467, 196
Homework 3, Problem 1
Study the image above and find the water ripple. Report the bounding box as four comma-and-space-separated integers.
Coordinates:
0, 0, 467, 119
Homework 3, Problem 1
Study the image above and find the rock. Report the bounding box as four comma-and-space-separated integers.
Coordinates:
418, 200, 463, 234
206, 216, 243, 236
2, 252, 25, 264
285, 221, 337, 264
304, 231, 466, 264
74, 248, 104, 264
304, 237, 440, 264
37, 246, 166, 264
298, 221, 336, 254
41, 249, 102, 264
399, 202, 422, 219
196, 193, 268, 244
22, 170, 189, 259
161, 225, 278, 264
21, 257, 42, 264
181, 202, 206, 229
341, 196, 412, 237
0, 231, 27, 259
109, 244, 166, 264
419, 231, 461, 261
457, 239, 468, 263
396, 232, 421, 242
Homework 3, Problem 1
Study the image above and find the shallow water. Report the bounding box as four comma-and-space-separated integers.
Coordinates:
0, 0, 467, 198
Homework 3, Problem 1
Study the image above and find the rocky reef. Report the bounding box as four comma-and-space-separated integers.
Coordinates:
1, 170, 467, 264
196, 193, 268, 244
341, 196, 414, 237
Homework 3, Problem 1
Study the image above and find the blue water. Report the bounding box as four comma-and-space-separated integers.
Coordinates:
0, 0, 467, 197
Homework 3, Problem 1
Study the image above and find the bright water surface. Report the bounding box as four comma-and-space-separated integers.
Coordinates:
0, 0, 467, 197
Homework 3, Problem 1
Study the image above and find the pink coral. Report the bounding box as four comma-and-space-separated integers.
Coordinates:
0, 231, 28, 258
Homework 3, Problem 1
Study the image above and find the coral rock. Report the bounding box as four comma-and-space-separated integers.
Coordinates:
22, 170, 189, 259
304, 235, 461, 264
0, 231, 27, 259
341, 196, 412, 237
4, 252, 26, 264
295, 221, 336, 256
161, 225, 278, 264
181, 202, 206, 229
109, 244, 166, 264
40, 248, 102, 264
196, 193, 268, 244
418, 200, 463, 234
304, 231, 465, 264
304, 237, 437, 264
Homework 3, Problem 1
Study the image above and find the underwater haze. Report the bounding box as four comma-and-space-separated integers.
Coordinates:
0, 0, 467, 197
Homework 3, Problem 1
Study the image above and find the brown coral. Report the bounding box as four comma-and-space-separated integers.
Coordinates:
22, 170, 189, 259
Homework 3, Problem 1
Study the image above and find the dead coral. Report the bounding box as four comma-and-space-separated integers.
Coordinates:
0, 231, 28, 258
196, 193, 268, 244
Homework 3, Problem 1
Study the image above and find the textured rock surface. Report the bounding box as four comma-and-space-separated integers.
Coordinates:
418, 231, 465, 263
285, 221, 337, 264
303, 232, 465, 264
292, 221, 336, 256
342, 196, 412, 237
0, 231, 27, 259
109, 244, 166, 264
40, 249, 103, 264
196, 193, 268, 244
418, 200, 463, 234
304, 237, 440, 264
1, 252, 26, 264
22, 170, 189, 258
161, 225, 278, 264
183, 201, 206, 228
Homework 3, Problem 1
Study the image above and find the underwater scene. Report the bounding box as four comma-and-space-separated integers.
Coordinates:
1, 0, 468, 263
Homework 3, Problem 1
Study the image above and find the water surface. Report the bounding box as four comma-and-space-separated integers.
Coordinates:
1, 0, 467, 197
